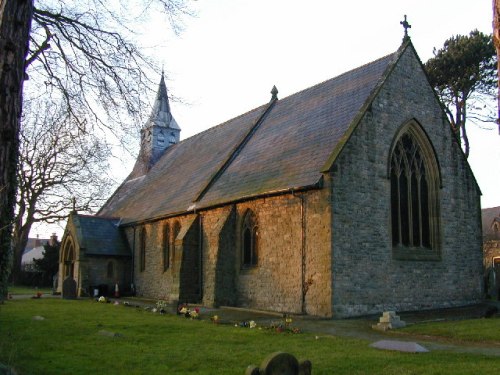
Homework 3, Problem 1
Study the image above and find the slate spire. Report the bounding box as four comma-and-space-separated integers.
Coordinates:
130, 72, 181, 177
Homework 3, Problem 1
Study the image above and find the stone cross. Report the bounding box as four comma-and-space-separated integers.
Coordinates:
400, 15, 411, 42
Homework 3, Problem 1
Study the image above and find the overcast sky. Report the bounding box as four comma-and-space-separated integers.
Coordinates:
34, 0, 500, 237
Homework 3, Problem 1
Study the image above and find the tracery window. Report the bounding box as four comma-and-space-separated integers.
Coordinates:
163, 224, 170, 271
242, 210, 258, 268
389, 124, 441, 260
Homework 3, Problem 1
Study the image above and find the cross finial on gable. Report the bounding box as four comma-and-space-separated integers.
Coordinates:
400, 15, 411, 42
271, 85, 278, 101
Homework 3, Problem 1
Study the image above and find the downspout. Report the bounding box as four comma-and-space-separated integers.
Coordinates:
131, 226, 136, 295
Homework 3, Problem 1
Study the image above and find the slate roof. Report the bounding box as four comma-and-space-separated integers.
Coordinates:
482, 206, 500, 240
71, 214, 130, 256
99, 43, 406, 225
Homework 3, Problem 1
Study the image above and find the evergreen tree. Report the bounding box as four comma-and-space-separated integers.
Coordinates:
425, 30, 497, 158
33, 239, 60, 286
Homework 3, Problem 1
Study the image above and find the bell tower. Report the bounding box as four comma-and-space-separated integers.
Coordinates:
131, 72, 181, 177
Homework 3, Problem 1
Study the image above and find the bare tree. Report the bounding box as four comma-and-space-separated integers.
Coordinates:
0, 0, 192, 296
11, 98, 111, 283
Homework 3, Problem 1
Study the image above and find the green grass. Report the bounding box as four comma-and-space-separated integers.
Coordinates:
8, 285, 52, 296
1, 299, 499, 374
399, 318, 500, 343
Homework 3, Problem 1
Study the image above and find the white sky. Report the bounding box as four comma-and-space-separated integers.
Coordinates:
33, 0, 500, 237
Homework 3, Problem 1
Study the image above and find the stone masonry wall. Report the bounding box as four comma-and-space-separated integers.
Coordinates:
126, 191, 331, 317
125, 215, 192, 302
330, 46, 483, 317
233, 192, 332, 316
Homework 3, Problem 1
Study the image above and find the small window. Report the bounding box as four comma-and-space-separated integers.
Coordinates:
140, 228, 146, 272
241, 210, 258, 268
158, 131, 165, 145
163, 224, 170, 271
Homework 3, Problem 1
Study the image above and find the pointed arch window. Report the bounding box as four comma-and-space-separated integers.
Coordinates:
171, 221, 181, 265
140, 228, 146, 272
390, 124, 441, 260
163, 224, 170, 271
242, 210, 258, 268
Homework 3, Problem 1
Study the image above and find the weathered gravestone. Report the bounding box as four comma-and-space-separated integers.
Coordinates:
62, 276, 77, 299
372, 311, 406, 331
246, 352, 312, 375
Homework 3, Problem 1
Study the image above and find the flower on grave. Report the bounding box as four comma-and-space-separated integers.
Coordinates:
98, 296, 106, 303
152, 308, 158, 313
179, 306, 189, 315
189, 310, 199, 319
249, 320, 257, 329
156, 300, 168, 311
211, 315, 219, 324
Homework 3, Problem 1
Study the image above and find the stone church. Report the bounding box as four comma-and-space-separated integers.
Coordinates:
59, 39, 483, 317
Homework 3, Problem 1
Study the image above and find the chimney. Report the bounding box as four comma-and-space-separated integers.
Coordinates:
34, 234, 41, 248
49, 233, 58, 247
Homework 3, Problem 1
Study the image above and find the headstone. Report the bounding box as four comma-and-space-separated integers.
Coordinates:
372, 311, 406, 331
98, 330, 122, 338
370, 340, 429, 353
246, 352, 312, 375
62, 276, 77, 299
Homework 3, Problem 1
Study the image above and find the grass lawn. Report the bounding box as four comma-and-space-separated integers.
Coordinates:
399, 317, 500, 344
8, 285, 52, 296
0, 299, 499, 374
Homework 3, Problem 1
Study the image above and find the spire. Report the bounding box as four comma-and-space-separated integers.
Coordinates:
146, 71, 180, 131
129, 72, 181, 178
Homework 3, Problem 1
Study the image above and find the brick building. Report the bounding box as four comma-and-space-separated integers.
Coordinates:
59, 40, 483, 317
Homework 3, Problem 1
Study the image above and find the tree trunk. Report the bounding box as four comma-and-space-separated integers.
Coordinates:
11, 199, 34, 283
0, 0, 34, 300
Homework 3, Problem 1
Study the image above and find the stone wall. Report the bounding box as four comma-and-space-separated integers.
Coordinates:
84, 256, 131, 296
330, 46, 483, 317
126, 188, 332, 317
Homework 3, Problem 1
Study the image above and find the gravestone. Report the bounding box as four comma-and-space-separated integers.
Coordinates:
62, 276, 77, 299
246, 352, 312, 375
372, 311, 406, 331
370, 340, 429, 353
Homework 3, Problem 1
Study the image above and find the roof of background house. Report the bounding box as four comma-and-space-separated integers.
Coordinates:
21, 245, 46, 264
98, 42, 411, 225
23, 237, 50, 255
482, 206, 500, 240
